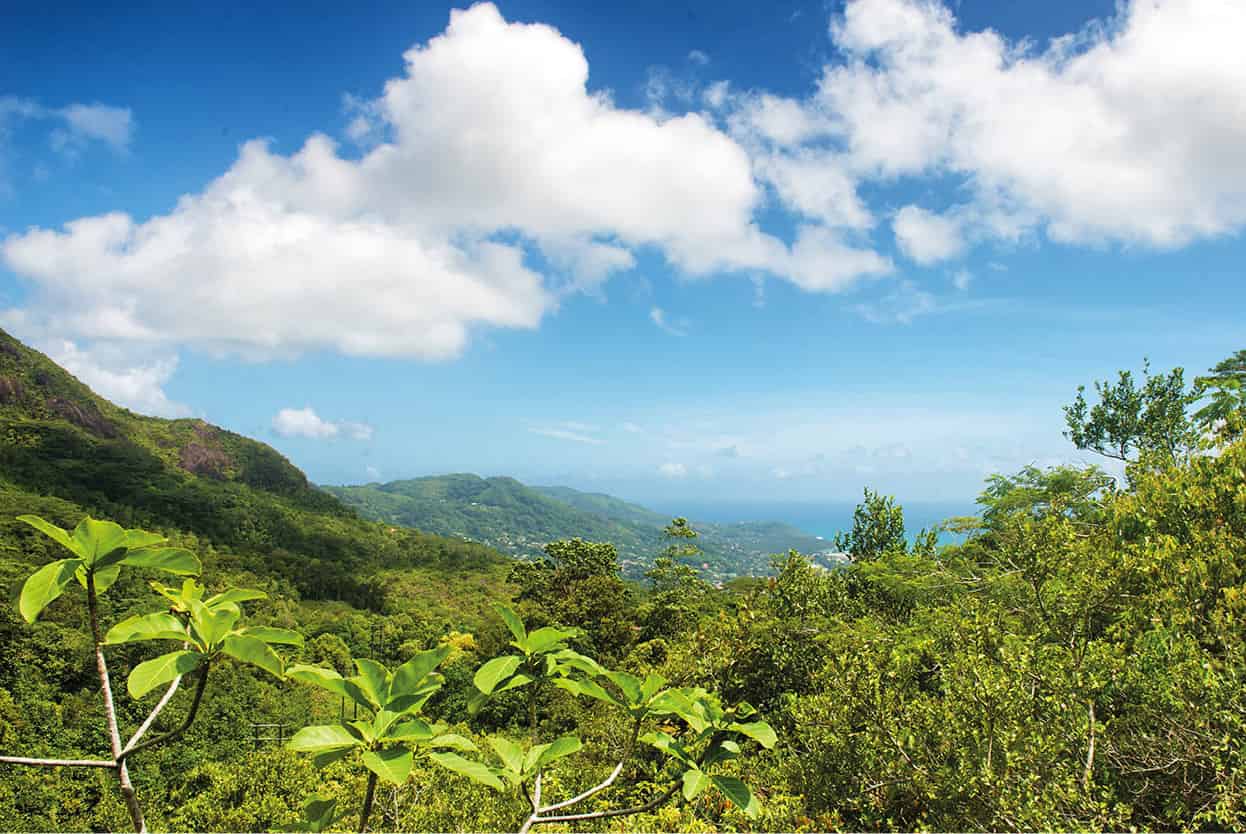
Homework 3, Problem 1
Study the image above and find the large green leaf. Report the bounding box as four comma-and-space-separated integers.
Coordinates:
641, 731, 695, 767
531, 735, 582, 771
94, 546, 131, 571
151, 578, 203, 611
90, 562, 123, 594
551, 677, 619, 706
646, 689, 694, 716
206, 588, 267, 607
704, 739, 741, 767
124, 529, 167, 549
222, 635, 284, 679
640, 672, 667, 702
494, 673, 534, 694
522, 626, 577, 655
362, 747, 413, 785
473, 656, 521, 695
311, 747, 355, 769
429, 751, 505, 791
17, 515, 81, 558
353, 659, 390, 707
495, 604, 526, 643
290, 794, 338, 833
73, 560, 122, 594
682, 769, 710, 801
189, 598, 239, 649
386, 681, 441, 715
238, 626, 304, 646
466, 691, 489, 717
429, 734, 477, 752
128, 650, 203, 698
18, 558, 82, 623
385, 718, 434, 742
122, 547, 201, 576
711, 775, 760, 818
288, 724, 361, 752
648, 689, 709, 733
488, 735, 525, 775
287, 665, 372, 712
603, 671, 642, 704
72, 517, 128, 563
549, 648, 605, 677
390, 645, 450, 697
105, 612, 188, 645
729, 721, 778, 749
370, 709, 402, 739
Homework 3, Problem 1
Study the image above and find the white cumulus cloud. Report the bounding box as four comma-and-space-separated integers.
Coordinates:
272, 407, 373, 440
49, 339, 189, 418
0, 2, 899, 376
818, 0, 1246, 248
892, 205, 964, 265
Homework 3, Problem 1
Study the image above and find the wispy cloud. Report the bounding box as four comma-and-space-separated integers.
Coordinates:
853, 280, 995, 325
530, 426, 605, 445
1, 96, 134, 155
650, 307, 688, 336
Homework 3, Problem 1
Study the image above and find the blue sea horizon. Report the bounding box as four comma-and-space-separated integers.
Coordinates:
654, 500, 975, 545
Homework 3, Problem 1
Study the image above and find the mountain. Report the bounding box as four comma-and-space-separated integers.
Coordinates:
321, 474, 663, 571
531, 485, 671, 527
0, 328, 511, 626
325, 475, 835, 581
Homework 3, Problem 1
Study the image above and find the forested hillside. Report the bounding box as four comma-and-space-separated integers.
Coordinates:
325, 476, 829, 581
1, 336, 1245, 832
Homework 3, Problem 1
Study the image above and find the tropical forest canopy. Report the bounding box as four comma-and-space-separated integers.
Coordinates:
0, 328, 1244, 832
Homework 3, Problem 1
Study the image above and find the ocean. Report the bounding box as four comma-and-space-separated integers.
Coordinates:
653, 500, 975, 544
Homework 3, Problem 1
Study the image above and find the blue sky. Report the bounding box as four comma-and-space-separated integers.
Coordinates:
1, 0, 1242, 508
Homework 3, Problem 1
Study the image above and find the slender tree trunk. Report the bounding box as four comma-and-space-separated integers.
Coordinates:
87, 573, 146, 833
360, 771, 378, 833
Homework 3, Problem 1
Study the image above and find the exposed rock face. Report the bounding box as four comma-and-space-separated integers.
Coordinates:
179, 442, 230, 479
0, 376, 24, 404
47, 396, 118, 438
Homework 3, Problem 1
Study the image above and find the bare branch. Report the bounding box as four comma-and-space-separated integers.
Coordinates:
119, 663, 210, 762
539, 716, 643, 814
527, 780, 682, 827
0, 755, 116, 769
123, 648, 190, 751
88, 574, 147, 833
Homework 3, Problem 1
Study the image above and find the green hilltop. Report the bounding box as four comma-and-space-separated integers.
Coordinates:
0, 327, 512, 626
324, 475, 831, 581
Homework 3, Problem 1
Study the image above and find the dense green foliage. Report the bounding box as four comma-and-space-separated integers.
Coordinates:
2, 330, 1245, 832
324, 476, 828, 582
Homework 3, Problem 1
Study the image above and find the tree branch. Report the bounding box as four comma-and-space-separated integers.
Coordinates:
119, 662, 211, 762
123, 664, 184, 751
0, 755, 116, 769
88, 573, 147, 833
526, 780, 682, 826
1082, 700, 1097, 793
539, 715, 643, 813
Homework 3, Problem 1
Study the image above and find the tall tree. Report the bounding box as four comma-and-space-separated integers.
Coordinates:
1063, 359, 1196, 463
